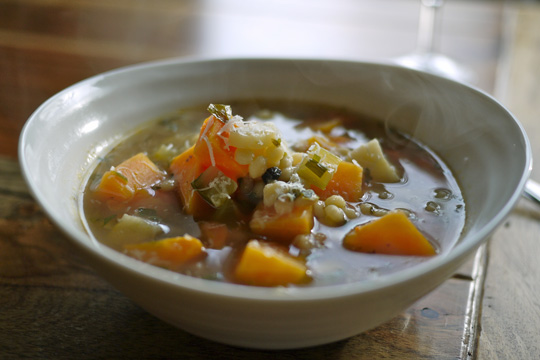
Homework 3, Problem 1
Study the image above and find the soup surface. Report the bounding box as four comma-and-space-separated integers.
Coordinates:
82, 101, 465, 287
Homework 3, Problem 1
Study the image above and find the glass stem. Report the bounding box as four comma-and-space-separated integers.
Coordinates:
417, 0, 444, 55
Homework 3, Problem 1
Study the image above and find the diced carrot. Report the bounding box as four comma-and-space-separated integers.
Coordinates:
234, 240, 309, 287
193, 115, 249, 180
124, 235, 206, 268
198, 221, 229, 249
95, 153, 165, 202
169, 145, 212, 217
343, 211, 436, 256
249, 203, 314, 242
312, 160, 364, 202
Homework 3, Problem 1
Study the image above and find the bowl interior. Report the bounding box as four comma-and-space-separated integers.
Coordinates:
19, 58, 531, 297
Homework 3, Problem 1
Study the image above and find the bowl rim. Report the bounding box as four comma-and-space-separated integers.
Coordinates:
18, 56, 533, 301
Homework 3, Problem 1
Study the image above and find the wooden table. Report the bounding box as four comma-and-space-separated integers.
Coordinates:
1, 1, 539, 358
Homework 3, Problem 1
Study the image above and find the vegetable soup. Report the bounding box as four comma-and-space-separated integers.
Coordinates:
82, 101, 465, 287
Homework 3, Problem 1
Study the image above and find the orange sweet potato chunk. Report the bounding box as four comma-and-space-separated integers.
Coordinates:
312, 160, 363, 202
249, 203, 314, 242
124, 235, 205, 267
198, 221, 229, 249
193, 115, 249, 180
343, 211, 436, 256
234, 240, 309, 287
169, 145, 212, 217
95, 152, 165, 202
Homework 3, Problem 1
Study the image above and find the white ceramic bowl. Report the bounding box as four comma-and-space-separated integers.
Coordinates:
19, 58, 531, 349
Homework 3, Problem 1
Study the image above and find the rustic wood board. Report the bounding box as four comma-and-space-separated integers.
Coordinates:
476, 5, 540, 359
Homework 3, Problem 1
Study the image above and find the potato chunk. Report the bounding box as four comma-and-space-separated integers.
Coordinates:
108, 214, 162, 247
234, 240, 309, 287
349, 139, 400, 182
343, 211, 436, 256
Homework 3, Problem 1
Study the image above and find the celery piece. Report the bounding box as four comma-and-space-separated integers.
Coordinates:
192, 166, 238, 208
297, 144, 341, 190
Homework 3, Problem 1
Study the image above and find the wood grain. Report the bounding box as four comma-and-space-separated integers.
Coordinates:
476, 5, 540, 359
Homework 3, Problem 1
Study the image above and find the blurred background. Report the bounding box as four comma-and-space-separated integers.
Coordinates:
0, 0, 512, 158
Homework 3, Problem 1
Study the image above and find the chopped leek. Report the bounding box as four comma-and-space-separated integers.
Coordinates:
207, 104, 233, 123
305, 159, 327, 178
296, 143, 341, 190
192, 166, 238, 208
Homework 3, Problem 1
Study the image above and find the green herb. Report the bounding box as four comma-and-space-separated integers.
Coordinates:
272, 138, 282, 147
301, 189, 317, 200
207, 104, 233, 123
103, 215, 116, 225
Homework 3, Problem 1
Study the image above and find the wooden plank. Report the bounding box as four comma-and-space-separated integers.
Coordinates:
477, 4, 540, 359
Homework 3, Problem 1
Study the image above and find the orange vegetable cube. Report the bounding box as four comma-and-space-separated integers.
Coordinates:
169, 145, 212, 217
124, 235, 205, 267
193, 116, 249, 180
95, 152, 165, 202
249, 203, 314, 242
234, 240, 309, 287
312, 160, 364, 202
343, 211, 436, 256
198, 221, 229, 249
295, 135, 338, 153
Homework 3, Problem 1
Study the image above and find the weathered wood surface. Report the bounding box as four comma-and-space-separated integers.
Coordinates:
476, 5, 540, 359
2, 0, 538, 358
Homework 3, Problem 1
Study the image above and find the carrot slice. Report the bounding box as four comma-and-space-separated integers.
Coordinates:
169, 145, 212, 217
234, 240, 309, 287
249, 203, 314, 242
124, 235, 205, 267
95, 153, 165, 202
312, 160, 364, 202
193, 115, 249, 180
343, 211, 436, 256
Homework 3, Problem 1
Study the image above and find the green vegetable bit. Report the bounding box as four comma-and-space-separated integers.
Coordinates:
296, 143, 341, 190
305, 159, 328, 178
192, 166, 238, 208
272, 138, 282, 147
207, 104, 233, 123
